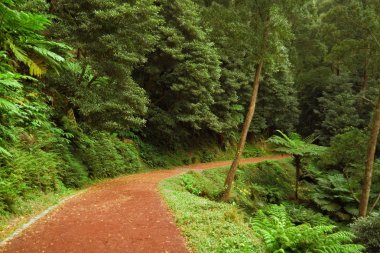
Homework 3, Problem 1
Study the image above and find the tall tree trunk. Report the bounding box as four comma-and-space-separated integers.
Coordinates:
294, 155, 301, 200
359, 85, 380, 217
221, 61, 263, 201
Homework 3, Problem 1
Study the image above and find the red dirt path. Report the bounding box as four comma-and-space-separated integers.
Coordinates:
1, 155, 287, 253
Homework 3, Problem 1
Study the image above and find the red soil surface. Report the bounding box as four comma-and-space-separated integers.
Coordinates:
1, 155, 287, 253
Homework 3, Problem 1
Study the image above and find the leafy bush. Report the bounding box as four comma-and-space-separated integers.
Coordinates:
0, 135, 62, 214
138, 142, 170, 168
182, 158, 191, 165
9, 147, 60, 193
310, 171, 358, 220
306, 129, 380, 221
242, 146, 265, 158
57, 146, 89, 188
181, 170, 224, 199
199, 150, 216, 163
247, 161, 294, 206
351, 213, 380, 253
180, 161, 294, 210
251, 204, 364, 253
0, 165, 27, 214
76, 131, 141, 179
114, 141, 141, 174
182, 174, 202, 195
283, 201, 334, 226
320, 128, 367, 169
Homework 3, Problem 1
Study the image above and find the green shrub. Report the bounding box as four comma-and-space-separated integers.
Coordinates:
114, 141, 141, 174
0, 127, 142, 215
283, 201, 334, 226
242, 146, 265, 158
311, 129, 380, 221
251, 204, 364, 253
199, 150, 215, 163
138, 142, 169, 168
246, 161, 294, 206
58, 146, 89, 188
182, 174, 202, 195
181, 170, 224, 199
0, 143, 61, 214
179, 161, 294, 210
76, 131, 141, 179
320, 128, 367, 170
351, 213, 380, 253
310, 171, 358, 220
10, 148, 60, 193
182, 158, 191, 165
0, 167, 26, 214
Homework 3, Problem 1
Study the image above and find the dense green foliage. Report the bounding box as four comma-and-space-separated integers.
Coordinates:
1, 0, 380, 251
0, 0, 143, 215
161, 162, 364, 253
180, 161, 294, 209
301, 129, 380, 220
252, 204, 364, 253
351, 213, 380, 253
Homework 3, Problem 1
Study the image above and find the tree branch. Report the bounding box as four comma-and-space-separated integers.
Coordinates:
361, 95, 376, 107
369, 191, 380, 213
366, 28, 380, 50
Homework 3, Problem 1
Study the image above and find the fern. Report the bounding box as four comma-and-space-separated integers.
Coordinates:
1, 1, 68, 77
311, 171, 358, 220
251, 205, 364, 253
267, 130, 326, 156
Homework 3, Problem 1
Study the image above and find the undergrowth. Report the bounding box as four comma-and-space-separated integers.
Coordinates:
160, 160, 364, 253
252, 204, 364, 253
160, 174, 265, 253
0, 183, 75, 241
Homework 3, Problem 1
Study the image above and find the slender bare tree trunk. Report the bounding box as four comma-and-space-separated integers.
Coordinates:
294, 155, 301, 200
369, 192, 380, 214
359, 85, 380, 217
221, 61, 263, 201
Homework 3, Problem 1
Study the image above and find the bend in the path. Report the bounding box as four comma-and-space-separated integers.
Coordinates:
0, 155, 288, 253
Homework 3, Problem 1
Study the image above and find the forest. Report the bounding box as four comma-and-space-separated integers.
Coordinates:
0, 0, 380, 252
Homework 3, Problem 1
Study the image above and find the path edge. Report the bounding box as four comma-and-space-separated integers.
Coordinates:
0, 191, 85, 247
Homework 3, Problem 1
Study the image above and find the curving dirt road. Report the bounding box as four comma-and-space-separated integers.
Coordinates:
0, 155, 287, 253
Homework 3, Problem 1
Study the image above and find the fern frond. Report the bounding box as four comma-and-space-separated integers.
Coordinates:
30, 46, 65, 65
252, 205, 364, 253
321, 203, 341, 212
326, 231, 354, 243
7, 39, 46, 76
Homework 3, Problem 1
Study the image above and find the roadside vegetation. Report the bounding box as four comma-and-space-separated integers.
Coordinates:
1, 0, 380, 252
160, 160, 368, 252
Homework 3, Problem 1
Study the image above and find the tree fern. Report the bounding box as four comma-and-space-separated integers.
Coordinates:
267, 131, 326, 199
267, 130, 326, 156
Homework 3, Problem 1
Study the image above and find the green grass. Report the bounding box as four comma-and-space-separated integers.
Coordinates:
159, 174, 265, 253
0, 184, 76, 240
